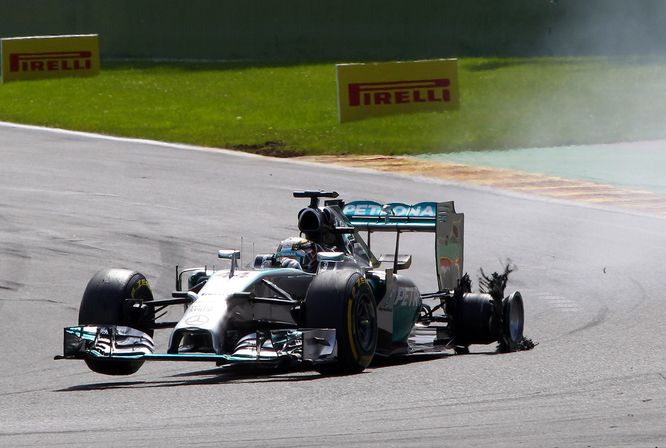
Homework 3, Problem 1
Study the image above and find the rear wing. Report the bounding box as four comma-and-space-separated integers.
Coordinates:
343, 201, 437, 232
342, 201, 464, 291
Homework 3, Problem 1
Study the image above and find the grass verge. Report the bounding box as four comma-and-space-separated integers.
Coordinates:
1, 57, 665, 156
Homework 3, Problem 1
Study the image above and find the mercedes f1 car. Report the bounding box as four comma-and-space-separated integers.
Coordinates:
56, 191, 527, 375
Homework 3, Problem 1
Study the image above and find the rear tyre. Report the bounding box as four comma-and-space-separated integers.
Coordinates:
78, 269, 155, 375
498, 291, 525, 353
304, 271, 377, 374
454, 293, 496, 346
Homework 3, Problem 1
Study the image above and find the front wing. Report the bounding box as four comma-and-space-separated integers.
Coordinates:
56, 325, 337, 365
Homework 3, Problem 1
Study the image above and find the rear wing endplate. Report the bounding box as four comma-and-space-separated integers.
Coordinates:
343, 201, 464, 290
434, 202, 464, 291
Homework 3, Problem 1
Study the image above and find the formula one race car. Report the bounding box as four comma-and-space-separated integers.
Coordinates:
56, 191, 526, 375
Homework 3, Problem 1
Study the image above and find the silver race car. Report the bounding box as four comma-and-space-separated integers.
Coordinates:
56, 190, 527, 375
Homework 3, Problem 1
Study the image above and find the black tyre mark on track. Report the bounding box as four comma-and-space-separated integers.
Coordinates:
567, 305, 609, 335
0, 280, 24, 291
0, 297, 77, 310
627, 277, 648, 313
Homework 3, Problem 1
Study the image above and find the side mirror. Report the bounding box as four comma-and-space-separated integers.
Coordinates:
218, 249, 241, 277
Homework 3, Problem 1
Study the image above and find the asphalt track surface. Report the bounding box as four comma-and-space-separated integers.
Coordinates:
1, 123, 665, 447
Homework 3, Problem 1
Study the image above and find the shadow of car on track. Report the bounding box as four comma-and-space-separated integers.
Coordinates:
54, 351, 481, 392
54, 366, 322, 392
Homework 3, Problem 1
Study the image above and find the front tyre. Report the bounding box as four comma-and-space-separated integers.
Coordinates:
304, 271, 377, 374
78, 269, 155, 375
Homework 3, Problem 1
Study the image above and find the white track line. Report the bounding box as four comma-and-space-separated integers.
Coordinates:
0, 121, 263, 159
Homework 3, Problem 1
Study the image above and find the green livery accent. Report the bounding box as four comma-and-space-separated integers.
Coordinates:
89, 352, 280, 363
343, 201, 438, 229
393, 304, 420, 342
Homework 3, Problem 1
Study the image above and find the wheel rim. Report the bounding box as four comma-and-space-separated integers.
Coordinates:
127, 275, 154, 335
354, 293, 377, 353
505, 292, 524, 343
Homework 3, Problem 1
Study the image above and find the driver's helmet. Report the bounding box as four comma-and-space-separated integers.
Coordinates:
275, 237, 318, 273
